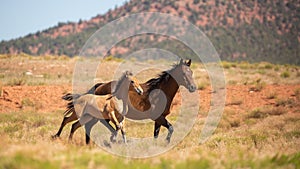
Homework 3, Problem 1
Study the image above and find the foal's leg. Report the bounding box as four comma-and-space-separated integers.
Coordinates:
69, 115, 93, 141
110, 111, 124, 143
99, 119, 118, 143
52, 110, 77, 139
120, 119, 127, 143
110, 111, 121, 129
155, 116, 173, 143
84, 118, 98, 144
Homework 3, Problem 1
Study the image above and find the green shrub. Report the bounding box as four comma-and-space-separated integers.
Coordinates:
264, 64, 273, 69
266, 92, 277, 99
295, 88, 300, 100
250, 81, 266, 92
280, 71, 290, 78
229, 119, 240, 128
197, 82, 208, 90
8, 77, 27, 86
221, 61, 232, 69
21, 98, 35, 107
0, 81, 2, 96
267, 107, 286, 116
247, 108, 268, 119
276, 98, 295, 107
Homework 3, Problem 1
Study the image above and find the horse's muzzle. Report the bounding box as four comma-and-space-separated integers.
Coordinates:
188, 85, 196, 92
136, 88, 143, 95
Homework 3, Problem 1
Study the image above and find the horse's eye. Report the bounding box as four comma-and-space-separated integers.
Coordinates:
131, 80, 134, 83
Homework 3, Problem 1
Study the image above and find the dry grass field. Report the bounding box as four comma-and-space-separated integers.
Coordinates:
0, 54, 299, 169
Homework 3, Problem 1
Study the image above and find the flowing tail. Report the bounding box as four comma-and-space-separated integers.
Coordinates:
61, 82, 104, 117
61, 83, 104, 101
63, 105, 75, 117
62, 93, 81, 101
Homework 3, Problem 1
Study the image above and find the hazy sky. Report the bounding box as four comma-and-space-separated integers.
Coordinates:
0, 0, 128, 41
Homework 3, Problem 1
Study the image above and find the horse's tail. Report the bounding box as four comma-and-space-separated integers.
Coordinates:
62, 82, 104, 117
63, 103, 75, 117
62, 93, 81, 101
61, 83, 104, 101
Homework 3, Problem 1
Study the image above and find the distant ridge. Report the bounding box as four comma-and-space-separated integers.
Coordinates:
0, 0, 299, 64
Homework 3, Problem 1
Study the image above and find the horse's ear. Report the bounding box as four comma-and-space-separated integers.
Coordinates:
124, 71, 129, 77
185, 59, 191, 67
179, 58, 184, 64
124, 71, 132, 77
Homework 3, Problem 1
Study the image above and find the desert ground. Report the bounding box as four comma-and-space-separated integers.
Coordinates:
0, 54, 299, 169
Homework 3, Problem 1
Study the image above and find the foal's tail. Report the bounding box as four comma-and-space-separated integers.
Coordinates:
62, 93, 81, 101
61, 93, 82, 118
61, 82, 104, 117
61, 83, 104, 101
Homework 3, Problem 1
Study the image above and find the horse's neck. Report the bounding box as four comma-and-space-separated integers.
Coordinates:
112, 82, 129, 115
160, 75, 179, 101
114, 82, 129, 102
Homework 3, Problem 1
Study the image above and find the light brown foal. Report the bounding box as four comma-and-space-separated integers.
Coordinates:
65, 71, 143, 143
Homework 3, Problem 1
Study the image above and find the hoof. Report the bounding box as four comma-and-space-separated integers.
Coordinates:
103, 140, 112, 148
68, 136, 73, 143
110, 135, 117, 143
51, 135, 59, 139
166, 137, 171, 144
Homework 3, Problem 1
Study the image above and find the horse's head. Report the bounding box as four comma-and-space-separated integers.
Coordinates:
172, 59, 196, 92
124, 71, 143, 95
113, 71, 144, 97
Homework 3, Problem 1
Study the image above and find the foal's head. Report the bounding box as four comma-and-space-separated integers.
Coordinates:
113, 71, 143, 97
171, 59, 196, 92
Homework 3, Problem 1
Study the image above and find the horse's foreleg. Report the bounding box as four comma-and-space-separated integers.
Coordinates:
155, 116, 173, 143
99, 119, 115, 133
99, 119, 117, 143
110, 111, 121, 129
120, 119, 127, 143
52, 111, 77, 139
84, 118, 98, 144
153, 121, 162, 139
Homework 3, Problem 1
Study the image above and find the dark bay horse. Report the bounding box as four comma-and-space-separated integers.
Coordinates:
61, 59, 196, 144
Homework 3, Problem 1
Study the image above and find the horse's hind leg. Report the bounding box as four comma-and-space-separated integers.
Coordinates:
84, 118, 98, 144
69, 115, 93, 141
68, 121, 81, 141
52, 111, 77, 139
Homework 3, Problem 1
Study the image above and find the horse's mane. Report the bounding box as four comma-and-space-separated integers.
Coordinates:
112, 71, 131, 95
146, 63, 179, 93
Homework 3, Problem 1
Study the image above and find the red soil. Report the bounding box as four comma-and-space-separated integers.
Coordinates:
1, 84, 299, 114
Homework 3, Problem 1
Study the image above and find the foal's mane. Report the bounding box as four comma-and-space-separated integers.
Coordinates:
112, 71, 131, 95
145, 62, 180, 93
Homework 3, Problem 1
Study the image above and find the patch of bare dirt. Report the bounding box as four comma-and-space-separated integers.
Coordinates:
1, 84, 299, 115
0, 85, 70, 113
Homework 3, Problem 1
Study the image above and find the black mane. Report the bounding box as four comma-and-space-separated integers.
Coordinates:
145, 63, 179, 93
